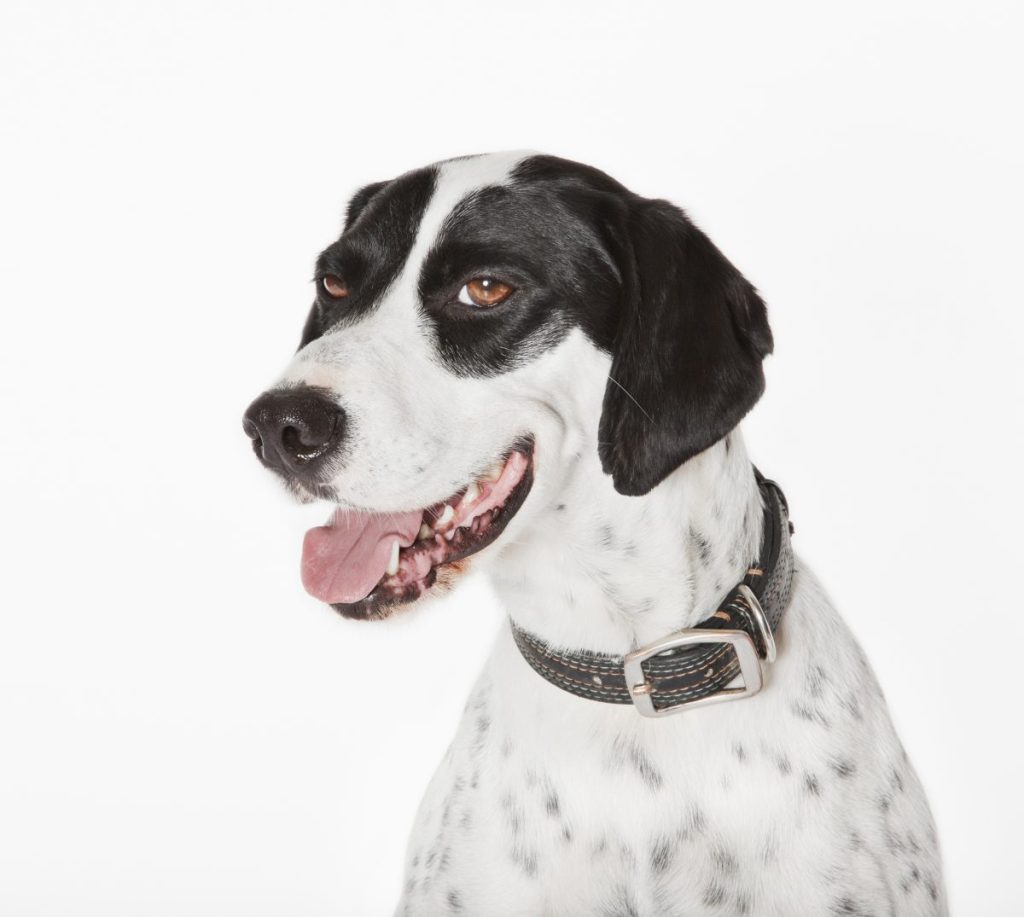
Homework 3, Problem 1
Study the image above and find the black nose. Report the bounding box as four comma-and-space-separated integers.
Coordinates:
242, 387, 346, 478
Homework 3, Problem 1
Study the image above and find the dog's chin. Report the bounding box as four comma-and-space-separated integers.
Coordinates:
299, 438, 535, 622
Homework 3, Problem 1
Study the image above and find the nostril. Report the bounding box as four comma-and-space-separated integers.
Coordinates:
281, 425, 307, 457
281, 415, 337, 461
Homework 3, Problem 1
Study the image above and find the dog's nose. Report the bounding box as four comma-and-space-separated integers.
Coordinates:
242, 388, 346, 477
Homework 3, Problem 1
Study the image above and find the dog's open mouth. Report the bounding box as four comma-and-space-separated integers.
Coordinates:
300, 440, 534, 619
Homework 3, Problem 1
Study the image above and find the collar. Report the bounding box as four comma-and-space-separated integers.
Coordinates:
511, 469, 794, 717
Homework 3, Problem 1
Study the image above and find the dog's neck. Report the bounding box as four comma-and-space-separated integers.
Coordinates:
490, 431, 764, 656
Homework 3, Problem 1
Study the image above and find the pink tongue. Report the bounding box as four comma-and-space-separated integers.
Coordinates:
301, 508, 423, 604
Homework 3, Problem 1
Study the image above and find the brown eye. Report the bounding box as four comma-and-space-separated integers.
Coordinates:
457, 277, 514, 308
321, 274, 349, 298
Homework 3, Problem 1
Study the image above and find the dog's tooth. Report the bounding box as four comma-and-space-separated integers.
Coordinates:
436, 504, 455, 529
418, 523, 433, 541
386, 540, 400, 576
481, 460, 504, 482
460, 481, 480, 507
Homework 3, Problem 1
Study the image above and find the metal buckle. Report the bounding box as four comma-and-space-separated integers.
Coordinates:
736, 584, 776, 664
623, 587, 775, 718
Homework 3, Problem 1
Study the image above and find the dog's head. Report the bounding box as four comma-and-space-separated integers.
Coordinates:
243, 152, 772, 620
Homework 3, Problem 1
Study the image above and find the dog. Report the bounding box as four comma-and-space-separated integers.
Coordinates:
243, 152, 946, 916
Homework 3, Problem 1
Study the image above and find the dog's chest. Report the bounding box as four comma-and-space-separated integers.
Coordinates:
396, 574, 944, 917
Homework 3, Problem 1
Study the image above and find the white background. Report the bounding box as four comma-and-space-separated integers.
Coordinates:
1, 1, 1021, 914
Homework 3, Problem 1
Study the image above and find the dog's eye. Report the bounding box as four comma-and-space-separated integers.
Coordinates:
321, 275, 349, 299
457, 278, 514, 308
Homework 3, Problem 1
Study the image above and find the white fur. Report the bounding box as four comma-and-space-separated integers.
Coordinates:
278, 154, 946, 916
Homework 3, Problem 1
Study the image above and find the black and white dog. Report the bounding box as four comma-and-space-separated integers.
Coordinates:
243, 152, 946, 916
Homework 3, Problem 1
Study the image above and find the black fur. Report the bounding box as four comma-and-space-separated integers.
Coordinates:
343, 180, 389, 230
299, 167, 437, 348
418, 181, 621, 375
598, 192, 773, 495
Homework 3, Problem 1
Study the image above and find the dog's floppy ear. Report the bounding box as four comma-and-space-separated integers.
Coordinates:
598, 198, 773, 496
343, 181, 388, 231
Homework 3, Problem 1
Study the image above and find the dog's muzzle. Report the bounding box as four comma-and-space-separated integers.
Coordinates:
242, 386, 346, 482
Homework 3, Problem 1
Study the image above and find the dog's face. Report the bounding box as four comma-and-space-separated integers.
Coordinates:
244, 152, 772, 620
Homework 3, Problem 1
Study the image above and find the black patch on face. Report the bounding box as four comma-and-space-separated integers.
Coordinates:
417, 178, 623, 376
299, 167, 438, 348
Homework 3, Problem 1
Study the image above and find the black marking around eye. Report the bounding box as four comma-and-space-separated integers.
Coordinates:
299, 167, 438, 348
417, 171, 623, 377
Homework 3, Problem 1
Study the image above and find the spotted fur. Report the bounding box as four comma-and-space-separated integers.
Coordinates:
249, 152, 946, 915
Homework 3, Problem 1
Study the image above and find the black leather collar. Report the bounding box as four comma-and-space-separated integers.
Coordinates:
511, 470, 794, 716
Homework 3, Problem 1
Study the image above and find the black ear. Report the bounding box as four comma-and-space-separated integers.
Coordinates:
598, 199, 773, 496
343, 180, 388, 230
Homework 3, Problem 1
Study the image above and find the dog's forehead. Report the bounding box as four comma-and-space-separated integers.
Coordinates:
400, 151, 534, 257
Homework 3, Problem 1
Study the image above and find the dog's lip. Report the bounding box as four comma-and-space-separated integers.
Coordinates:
311, 439, 535, 620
